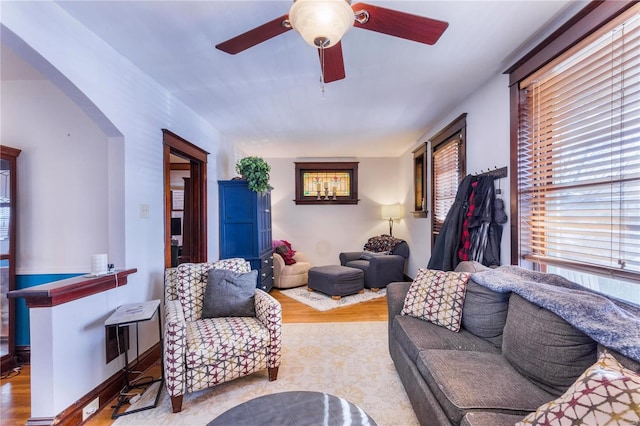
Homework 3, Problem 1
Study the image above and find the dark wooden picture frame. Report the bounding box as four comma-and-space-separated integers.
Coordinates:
294, 161, 359, 205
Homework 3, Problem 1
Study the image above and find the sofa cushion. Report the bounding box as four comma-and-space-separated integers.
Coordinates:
455, 261, 509, 349
461, 412, 526, 426
359, 250, 389, 260
278, 260, 311, 276
344, 259, 370, 270
461, 280, 510, 349
401, 268, 471, 332
417, 350, 554, 424
202, 269, 257, 318
598, 345, 640, 373
454, 260, 491, 274
502, 293, 597, 396
517, 351, 640, 426
185, 316, 269, 369
392, 315, 499, 364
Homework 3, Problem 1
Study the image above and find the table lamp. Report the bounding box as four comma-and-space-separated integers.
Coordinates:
381, 204, 402, 236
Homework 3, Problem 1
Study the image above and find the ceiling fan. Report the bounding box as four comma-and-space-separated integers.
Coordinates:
215, 0, 448, 83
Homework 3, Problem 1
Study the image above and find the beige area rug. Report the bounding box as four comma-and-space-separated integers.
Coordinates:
114, 321, 418, 426
280, 286, 387, 311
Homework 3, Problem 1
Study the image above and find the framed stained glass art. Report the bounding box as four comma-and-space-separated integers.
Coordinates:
294, 162, 359, 205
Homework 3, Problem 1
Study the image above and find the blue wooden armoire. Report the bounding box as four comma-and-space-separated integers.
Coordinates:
218, 180, 273, 291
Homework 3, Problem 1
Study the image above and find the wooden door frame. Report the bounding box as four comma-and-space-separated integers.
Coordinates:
162, 129, 209, 268
1, 145, 21, 373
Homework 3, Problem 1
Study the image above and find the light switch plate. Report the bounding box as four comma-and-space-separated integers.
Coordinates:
140, 204, 150, 218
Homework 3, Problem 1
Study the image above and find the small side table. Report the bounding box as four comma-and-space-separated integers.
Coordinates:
104, 299, 163, 419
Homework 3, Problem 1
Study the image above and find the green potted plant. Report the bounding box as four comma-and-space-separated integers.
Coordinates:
235, 156, 271, 193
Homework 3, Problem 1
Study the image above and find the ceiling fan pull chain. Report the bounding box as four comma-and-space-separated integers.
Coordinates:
319, 45, 326, 100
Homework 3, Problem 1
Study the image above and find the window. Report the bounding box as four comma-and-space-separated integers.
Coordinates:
510, 3, 639, 299
294, 162, 359, 204
412, 144, 428, 217
430, 114, 467, 246
0, 165, 10, 241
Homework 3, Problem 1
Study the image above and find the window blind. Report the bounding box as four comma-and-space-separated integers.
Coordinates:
433, 137, 463, 235
517, 6, 640, 280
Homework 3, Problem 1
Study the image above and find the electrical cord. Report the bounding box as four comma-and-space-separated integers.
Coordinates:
114, 373, 154, 407
0, 366, 22, 380
130, 374, 155, 387
114, 393, 140, 406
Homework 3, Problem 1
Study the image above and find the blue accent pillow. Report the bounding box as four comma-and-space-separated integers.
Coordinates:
201, 269, 257, 318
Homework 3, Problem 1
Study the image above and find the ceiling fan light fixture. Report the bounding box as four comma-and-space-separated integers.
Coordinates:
289, 0, 354, 49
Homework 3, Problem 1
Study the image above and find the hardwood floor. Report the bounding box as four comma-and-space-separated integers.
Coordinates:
1, 363, 30, 425
1, 288, 388, 425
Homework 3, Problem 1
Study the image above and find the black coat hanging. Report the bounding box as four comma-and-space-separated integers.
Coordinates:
427, 174, 475, 271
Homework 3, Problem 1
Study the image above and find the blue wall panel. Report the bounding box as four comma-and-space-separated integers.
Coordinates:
15, 273, 83, 346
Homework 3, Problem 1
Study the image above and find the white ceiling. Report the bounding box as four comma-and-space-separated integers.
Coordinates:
4, 1, 583, 158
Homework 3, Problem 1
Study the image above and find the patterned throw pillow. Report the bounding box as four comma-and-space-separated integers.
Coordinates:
401, 268, 471, 332
363, 235, 403, 253
517, 351, 640, 426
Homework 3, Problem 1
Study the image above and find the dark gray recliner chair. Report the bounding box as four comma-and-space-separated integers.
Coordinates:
339, 238, 409, 291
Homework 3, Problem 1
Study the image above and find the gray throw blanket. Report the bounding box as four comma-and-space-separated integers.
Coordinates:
472, 266, 640, 362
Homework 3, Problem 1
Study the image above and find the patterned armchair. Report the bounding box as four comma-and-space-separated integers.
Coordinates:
164, 259, 282, 413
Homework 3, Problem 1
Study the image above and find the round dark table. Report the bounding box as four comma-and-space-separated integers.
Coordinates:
208, 391, 377, 426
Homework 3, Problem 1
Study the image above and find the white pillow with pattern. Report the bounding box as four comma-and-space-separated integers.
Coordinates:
517, 351, 640, 426
401, 268, 471, 332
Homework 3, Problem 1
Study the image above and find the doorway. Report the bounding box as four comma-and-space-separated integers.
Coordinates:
1, 146, 21, 373
162, 130, 209, 268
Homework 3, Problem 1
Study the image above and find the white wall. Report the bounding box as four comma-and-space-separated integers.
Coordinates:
3, 80, 110, 274
402, 74, 512, 278
1, 1, 232, 418
267, 157, 406, 267
265, 75, 512, 279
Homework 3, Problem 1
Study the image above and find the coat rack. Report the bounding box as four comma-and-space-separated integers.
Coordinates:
473, 166, 507, 179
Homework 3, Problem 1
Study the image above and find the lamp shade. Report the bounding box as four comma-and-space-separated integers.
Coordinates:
289, 0, 354, 48
381, 204, 402, 220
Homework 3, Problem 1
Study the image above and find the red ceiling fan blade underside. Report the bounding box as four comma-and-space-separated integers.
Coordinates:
215, 15, 291, 54
318, 42, 346, 83
352, 2, 448, 45
215, 3, 448, 83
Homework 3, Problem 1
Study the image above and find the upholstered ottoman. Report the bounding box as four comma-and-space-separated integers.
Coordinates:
307, 265, 364, 300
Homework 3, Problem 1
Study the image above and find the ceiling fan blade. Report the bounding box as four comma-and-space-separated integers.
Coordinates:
215, 15, 292, 54
318, 42, 346, 83
351, 2, 448, 45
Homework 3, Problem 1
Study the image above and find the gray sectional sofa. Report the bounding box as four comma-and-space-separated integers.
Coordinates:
387, 261, 640, 426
